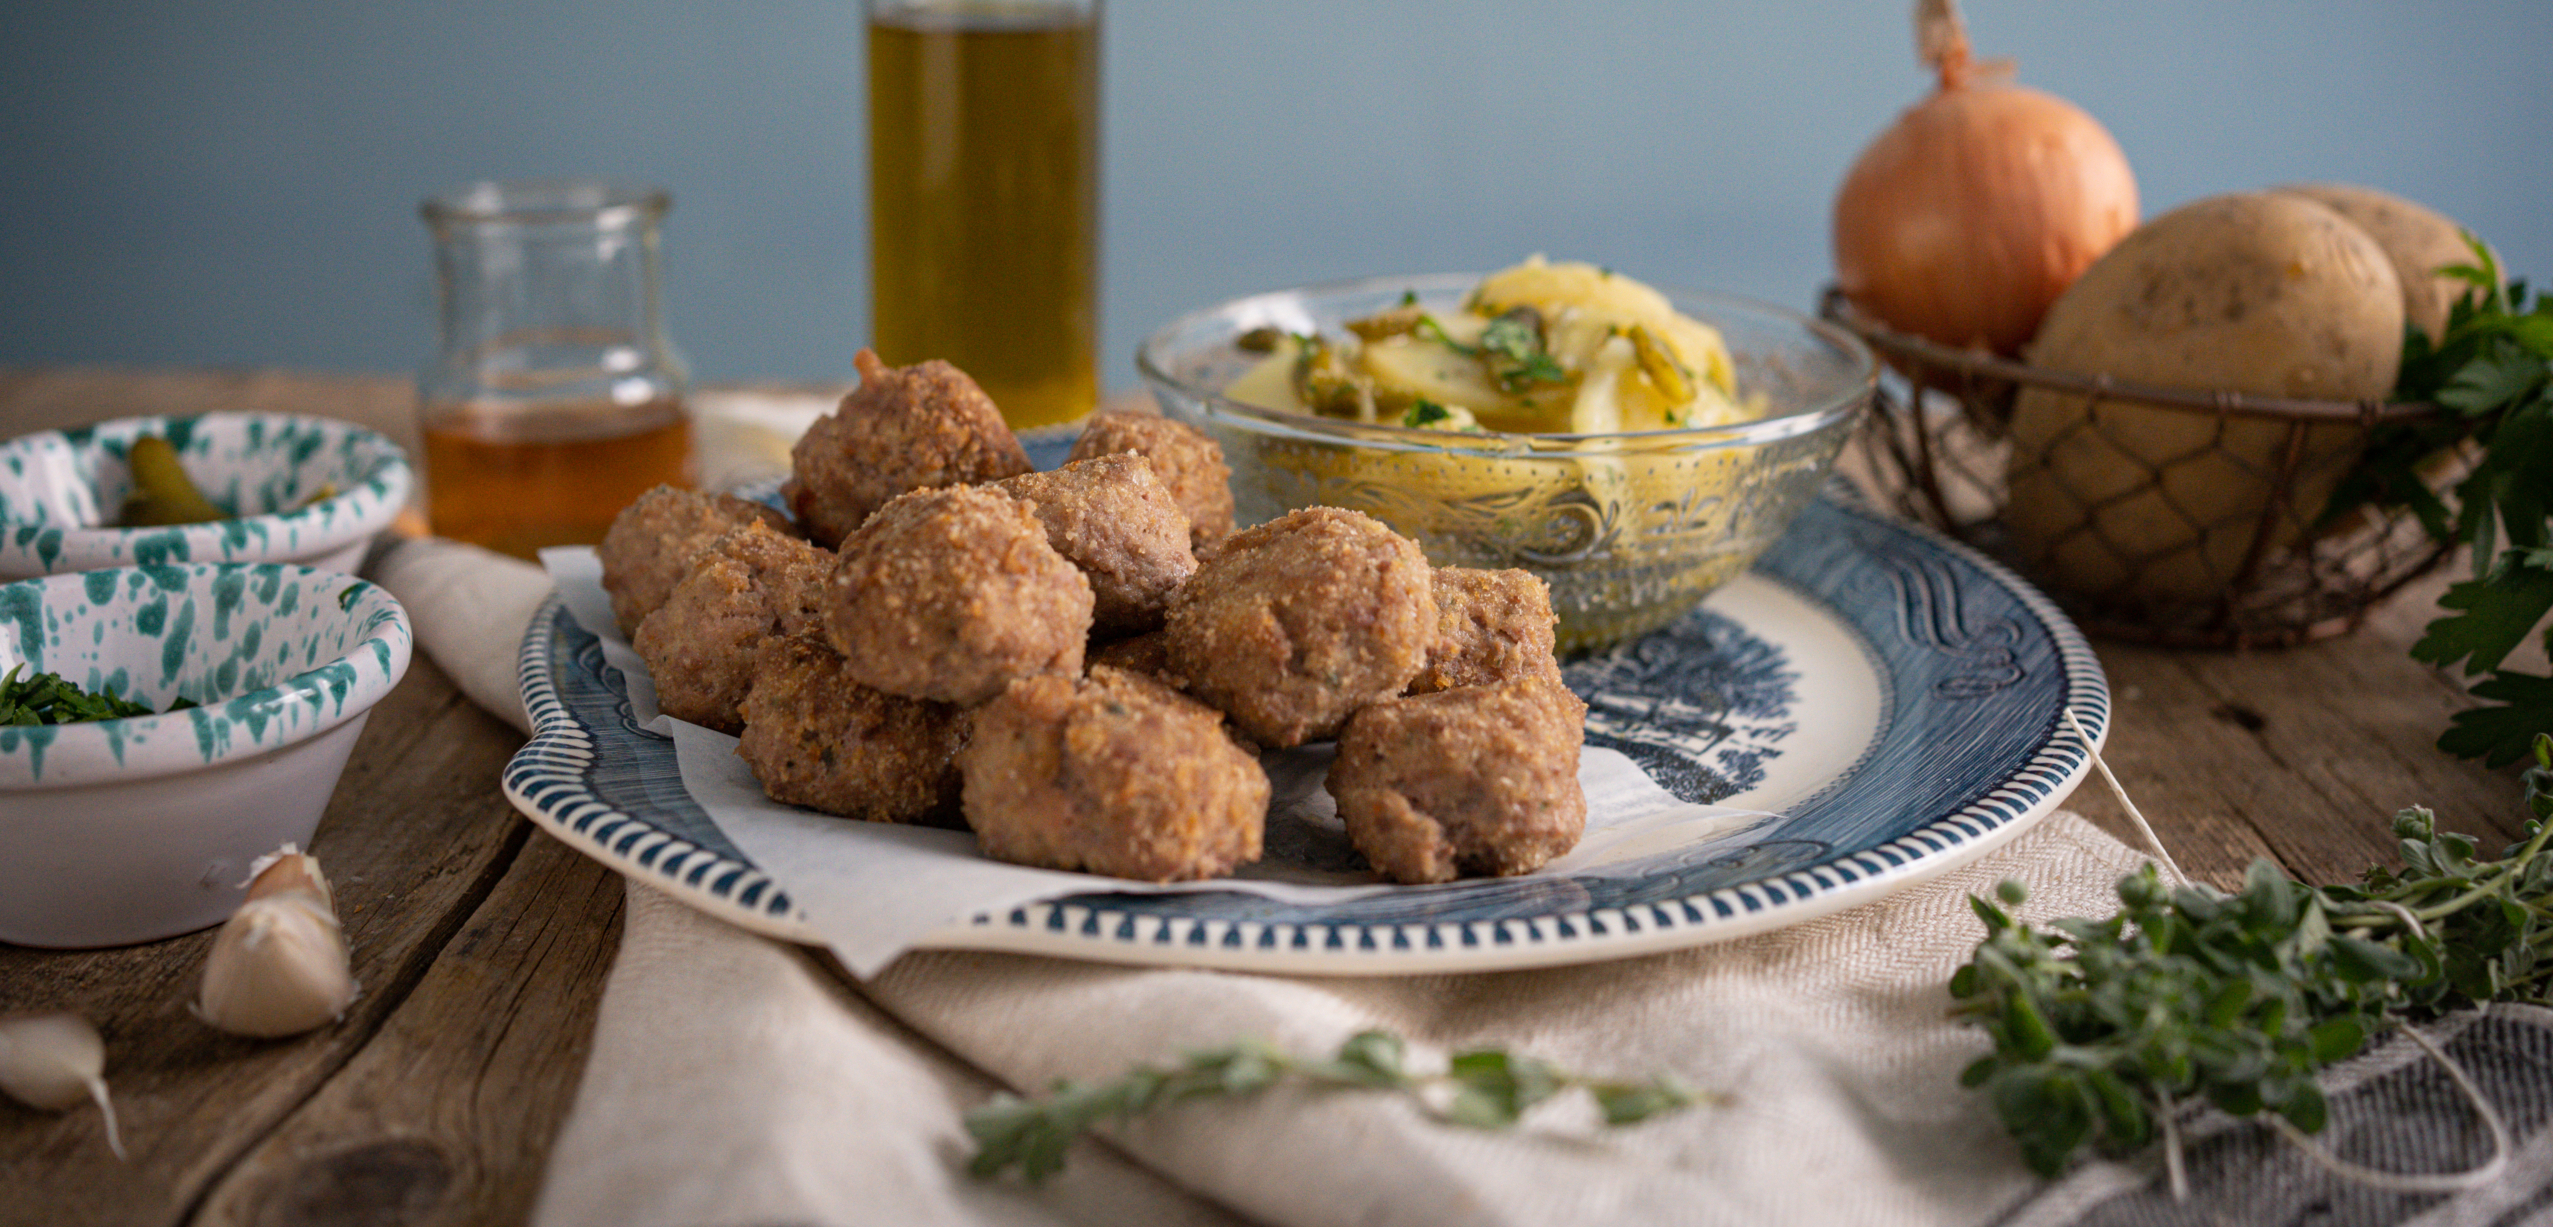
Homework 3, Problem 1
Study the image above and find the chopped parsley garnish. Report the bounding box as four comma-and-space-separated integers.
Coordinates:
1414, 308, 1568, 392
0, 664, 192, 725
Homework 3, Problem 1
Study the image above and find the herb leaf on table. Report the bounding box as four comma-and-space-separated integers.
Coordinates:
2326, 242, 2553, 765
965, 1028, 1704, 1182
1953, 733, 2553, 1177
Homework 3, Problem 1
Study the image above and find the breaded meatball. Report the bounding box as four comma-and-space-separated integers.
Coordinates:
1406, 567, 1564, 696
782, 349, 1032, 547
735, 636, 968, 824
598, 485, 794, 636
1164, 507, 1432, 748
992, 454, 1196, 635
961, 666, 1269, 881
1087, 629, 1182, 687
824, 485, 1092, 706
633, 522, 836, 732
1067, 411, 1236, 550
1326, 676, 1588, 884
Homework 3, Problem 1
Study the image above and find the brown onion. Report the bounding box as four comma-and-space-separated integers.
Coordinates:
1832, 0, 2139, 356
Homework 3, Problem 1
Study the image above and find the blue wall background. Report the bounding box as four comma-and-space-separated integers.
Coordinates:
3, 1, 2547, 391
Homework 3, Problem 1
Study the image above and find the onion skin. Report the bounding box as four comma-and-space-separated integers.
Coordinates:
1833, 80, 2140, 356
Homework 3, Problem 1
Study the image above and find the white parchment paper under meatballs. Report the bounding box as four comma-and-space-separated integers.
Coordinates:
543, 549, 1777, 976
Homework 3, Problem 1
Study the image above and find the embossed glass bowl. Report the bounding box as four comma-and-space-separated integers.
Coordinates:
0, 563, 413, 947
1137, 274, 1878, 651
0, 412, 413, 581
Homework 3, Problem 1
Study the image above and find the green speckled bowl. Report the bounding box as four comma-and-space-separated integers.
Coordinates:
0, 562, 412, 947
0, 412, 412, 581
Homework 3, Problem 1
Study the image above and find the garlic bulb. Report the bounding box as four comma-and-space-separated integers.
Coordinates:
196, 845, 358, 1038
0, 1012, 124, 1159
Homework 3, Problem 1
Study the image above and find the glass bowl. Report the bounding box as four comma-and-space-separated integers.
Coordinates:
1137, 273, 1878, 652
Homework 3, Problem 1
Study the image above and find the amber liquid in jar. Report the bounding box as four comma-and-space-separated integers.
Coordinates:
868, 3, 1099, 430
422, 398, 691, 560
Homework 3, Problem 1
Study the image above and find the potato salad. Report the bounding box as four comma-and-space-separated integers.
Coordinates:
1223, 258, 1757, 434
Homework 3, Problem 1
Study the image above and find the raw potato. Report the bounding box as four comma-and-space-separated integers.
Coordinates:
2006, 192, 2403, 601
2274, 183, 2488, 344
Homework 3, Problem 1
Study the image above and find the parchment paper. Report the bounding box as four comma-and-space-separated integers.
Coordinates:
541, 548, 1774, 975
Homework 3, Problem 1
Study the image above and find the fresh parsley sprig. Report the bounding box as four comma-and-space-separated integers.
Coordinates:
1953, 733, 2553, 1177
965, 1029, 1703, 1183
0, 663, 168, 725
2324, 241, 2553, 765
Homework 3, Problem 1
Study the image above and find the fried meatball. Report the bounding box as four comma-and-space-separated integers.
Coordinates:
1406, 567, 1564, 696
824, 485, 1092, 706
782, 349, 1032, 547
1066, 411, 1235, 550
1164, 507, 1432, 748
735, 636, 968, 824
961, 666, 1269, 881
992, 454, 1196, 635
1326, 676, 1588, 884
633, 522, 836, 732
598, 485, 794, 636
1087, 629, 1182, 688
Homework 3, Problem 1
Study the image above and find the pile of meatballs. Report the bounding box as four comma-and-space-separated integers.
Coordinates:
596, 349, 1588, 886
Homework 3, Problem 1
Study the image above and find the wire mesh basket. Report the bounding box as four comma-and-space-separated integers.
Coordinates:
1818, 289, 2460, 648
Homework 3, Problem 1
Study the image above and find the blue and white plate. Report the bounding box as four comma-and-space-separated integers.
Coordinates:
505, 494, 2109, 974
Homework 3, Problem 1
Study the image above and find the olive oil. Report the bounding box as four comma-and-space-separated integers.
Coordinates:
868, 2, 1099, 430
421, 398, 691, 560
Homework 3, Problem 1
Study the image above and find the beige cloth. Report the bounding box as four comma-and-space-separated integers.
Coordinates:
376, 536, 2146, 1227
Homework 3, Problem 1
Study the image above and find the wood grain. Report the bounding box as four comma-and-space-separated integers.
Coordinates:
189, 830, 621, 1227
2055, 563, 2534, 891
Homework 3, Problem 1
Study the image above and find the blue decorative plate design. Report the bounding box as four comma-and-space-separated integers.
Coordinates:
504, 493, 2110, 973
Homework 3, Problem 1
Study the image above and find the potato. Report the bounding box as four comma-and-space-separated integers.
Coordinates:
2005, 191, 2402, 601
2274, 182, 2488, 344
1471, 257, 1679, 327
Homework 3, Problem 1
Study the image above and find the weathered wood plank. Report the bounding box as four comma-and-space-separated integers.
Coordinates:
2069, 563, 2533, 891
0, 656, 532, 1227
188, 830, 621, 1227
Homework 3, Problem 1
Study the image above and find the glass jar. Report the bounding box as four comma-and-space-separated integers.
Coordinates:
418, 181, 691, 559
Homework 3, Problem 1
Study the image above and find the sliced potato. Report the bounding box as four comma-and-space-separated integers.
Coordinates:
1472, 255, 1676, 326
1359, 333, 1544, 429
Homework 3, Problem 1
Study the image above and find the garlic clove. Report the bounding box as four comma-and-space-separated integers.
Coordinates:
242, 843, 335, 913
197, 850, 358, 1039
0, 1012, 124, 1159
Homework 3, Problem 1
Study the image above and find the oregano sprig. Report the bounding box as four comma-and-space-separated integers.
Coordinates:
965, 1029, 1704, 1182
1953, 732, 2553, 1177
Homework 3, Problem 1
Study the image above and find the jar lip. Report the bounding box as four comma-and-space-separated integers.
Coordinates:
421, 180, 670, 226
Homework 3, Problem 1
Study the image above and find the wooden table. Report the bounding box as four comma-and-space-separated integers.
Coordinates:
0, 367, 2536, 1227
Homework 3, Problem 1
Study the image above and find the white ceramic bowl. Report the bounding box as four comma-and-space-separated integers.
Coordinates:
0, 562, 413, 947
0, 412, 413, 582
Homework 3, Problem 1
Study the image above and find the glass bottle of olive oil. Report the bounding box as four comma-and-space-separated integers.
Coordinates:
868, 0, 1100, 430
